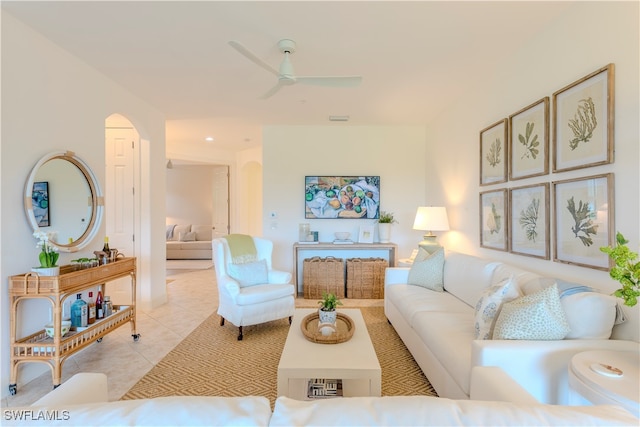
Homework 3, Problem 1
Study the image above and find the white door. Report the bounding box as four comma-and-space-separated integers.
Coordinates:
212, 165, 229, 239
105, 126, 136, 304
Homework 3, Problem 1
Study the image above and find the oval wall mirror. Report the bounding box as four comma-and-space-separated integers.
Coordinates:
24, 150, 104, 252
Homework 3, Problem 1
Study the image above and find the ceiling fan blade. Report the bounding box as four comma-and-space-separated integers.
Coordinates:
259, 82, 285, 99
296, 76, 362, 87
228, 40, 279, 77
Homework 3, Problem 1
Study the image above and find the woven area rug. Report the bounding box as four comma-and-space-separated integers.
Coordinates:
121, 307, 436, 406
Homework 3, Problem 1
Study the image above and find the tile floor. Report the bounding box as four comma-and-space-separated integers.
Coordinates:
2, 266, 382, 407
3, 268, 217, 408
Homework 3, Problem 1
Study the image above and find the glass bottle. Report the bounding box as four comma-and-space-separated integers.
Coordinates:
104, 296, 113, 317
70, 293, 88, 328
102, 236, 110, 253
96, 291, 104, 319
87, 291, 96, 324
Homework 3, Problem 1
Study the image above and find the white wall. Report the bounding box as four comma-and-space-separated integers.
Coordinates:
166, 165, 215, 225
262, 125, 428, 272
427, 1, 639, 341
1, 13, 167, 396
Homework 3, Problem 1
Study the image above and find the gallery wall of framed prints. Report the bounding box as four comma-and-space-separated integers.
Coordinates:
478, 63, 615, 270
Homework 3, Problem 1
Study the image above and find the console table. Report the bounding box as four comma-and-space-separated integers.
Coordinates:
292, 242, 397, 292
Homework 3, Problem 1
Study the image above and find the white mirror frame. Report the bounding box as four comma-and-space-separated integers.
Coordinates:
24, 150, 104, 252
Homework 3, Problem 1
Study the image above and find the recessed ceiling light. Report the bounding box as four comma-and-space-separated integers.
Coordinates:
205, 136, 215, 142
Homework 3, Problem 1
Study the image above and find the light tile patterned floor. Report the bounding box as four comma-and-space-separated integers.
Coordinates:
2, 266, 381, 407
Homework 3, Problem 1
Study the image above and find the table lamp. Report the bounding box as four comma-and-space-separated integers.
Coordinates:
412, 206, 450, 252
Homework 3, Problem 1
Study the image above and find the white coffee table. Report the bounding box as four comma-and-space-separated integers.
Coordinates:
277, 308, 381, 400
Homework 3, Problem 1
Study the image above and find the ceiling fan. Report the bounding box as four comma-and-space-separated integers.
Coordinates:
228, 39, 362, 99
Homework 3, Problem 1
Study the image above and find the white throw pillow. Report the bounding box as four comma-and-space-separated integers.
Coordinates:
179, 231, 197, 242
561, 292, 617, 339
474, 276, 520, 340
172, 224, 191, 241
228, 259, 268, 287
493, 283, 570, 340
407, 247, 445, 292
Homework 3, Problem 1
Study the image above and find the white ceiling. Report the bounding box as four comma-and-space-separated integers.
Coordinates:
3, 1, 576, 153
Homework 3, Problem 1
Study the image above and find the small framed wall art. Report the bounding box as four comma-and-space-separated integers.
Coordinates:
358, 225, 374, 243
509, 183, 549, 260
480, 119, 508, 186
553, 173, 614, 270
479, 189, 508, 251
509, 97, 549, 180
552, 64, 614, 172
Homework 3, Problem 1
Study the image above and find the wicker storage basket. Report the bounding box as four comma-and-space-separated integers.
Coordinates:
346, 257, 388, 299
303, 256, 345, 299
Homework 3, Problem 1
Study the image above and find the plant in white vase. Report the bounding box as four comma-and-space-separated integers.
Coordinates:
376, 211, 397, 243
33, 230, 60, 275
318, 292, 342, 325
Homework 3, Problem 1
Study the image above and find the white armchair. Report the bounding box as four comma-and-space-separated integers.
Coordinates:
212, 236, 295, 340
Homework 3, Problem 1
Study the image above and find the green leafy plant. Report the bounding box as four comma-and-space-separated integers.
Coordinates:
518, 122, 540, 159
486, 138, 502, 167
568, 97, 597, 150
600, 232, 640, 307
318, 292, 343, 311
566, 196, 598, 246
33, 231, 59, 267
377, 211, 398, 224
519, 198, 540, 242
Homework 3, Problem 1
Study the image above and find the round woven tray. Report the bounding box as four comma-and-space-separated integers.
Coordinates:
300, 311, 355, 344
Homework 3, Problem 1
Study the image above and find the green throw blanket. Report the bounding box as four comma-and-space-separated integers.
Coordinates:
225, 234, 258, 264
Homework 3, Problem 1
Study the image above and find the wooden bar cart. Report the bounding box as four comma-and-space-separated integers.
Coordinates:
8, 257, 138, 395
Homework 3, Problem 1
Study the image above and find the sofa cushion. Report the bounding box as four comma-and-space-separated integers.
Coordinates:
387, 284, 471, 328
270, 395, 640, 427
191, 224, 213, 241
443, 252, 502, 307
179, 231, 197, 242
474, 275, 520, 339
13, 396, 272, 427
412, 310, 476, 395
171, 224, 191, 241
407, 247, 444, 291
228, 259, 268, 287
493, 284, 570, 340
236, 283, 294, 305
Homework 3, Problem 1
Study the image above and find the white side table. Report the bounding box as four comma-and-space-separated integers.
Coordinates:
568, 350, 639, 417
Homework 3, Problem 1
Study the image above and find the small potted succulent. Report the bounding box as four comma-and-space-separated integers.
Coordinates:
318, 292, 342, 325
600, 232, 640, 307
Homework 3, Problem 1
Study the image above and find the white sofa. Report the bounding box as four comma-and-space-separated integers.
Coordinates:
4, 372, 638, 426
166, 224, 213, 259
384, 250, 640, 405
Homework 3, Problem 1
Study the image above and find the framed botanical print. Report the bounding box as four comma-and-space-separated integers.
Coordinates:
479, 119, 508, 186
509, 97, 549, 180
552, 64, 614, 172
480, 189, 508, 251
553, 173, 614, 270
509, 183, 549, 259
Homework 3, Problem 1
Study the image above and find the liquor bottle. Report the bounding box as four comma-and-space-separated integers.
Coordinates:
70, 294, 88, 328
102, 236, 110, 253
96, 291, 104, 319
87, 291, 96, 324
104, 296, 113, 317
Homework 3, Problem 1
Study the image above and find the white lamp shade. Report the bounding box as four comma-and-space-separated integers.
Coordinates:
412, 207, 450, 232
